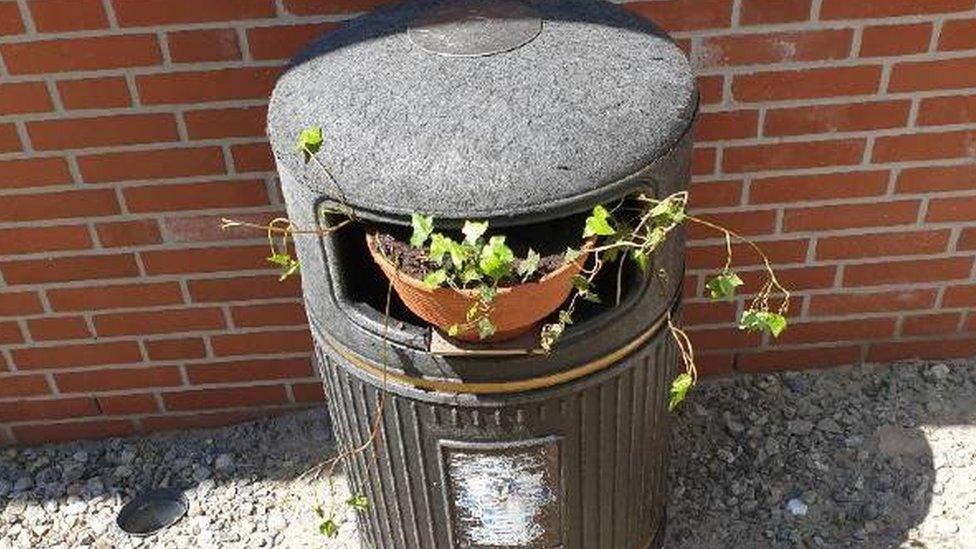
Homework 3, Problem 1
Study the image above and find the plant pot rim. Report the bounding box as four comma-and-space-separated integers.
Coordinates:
365, 232, 593, 296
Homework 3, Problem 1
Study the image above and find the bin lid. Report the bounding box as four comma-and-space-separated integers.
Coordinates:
267, 0, 697, 227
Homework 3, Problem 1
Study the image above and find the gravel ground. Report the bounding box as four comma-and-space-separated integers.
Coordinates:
1, 359, 974, 548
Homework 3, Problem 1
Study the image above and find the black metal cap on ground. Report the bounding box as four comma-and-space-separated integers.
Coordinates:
267, 0, 697, 227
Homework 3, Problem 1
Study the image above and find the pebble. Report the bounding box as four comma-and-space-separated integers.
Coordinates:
786, 498, 809, 516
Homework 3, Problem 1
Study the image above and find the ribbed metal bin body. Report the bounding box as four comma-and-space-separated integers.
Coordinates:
315, 330, 676, 549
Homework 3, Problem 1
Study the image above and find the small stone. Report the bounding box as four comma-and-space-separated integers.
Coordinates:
193, 465, 212, 482
816, 418, 842, 434
13, 477, 33, 493
787, 420, 814, 436
215, 453, 234, 472
73, 451, 89, 463
786, 498, 808, 516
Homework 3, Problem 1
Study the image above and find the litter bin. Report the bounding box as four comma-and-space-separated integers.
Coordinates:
267, 1, 697, 547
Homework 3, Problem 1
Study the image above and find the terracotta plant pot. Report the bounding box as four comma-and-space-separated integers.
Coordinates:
366, 233, 589, 343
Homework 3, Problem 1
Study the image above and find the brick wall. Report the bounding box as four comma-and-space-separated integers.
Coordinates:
1, 0, 974, 445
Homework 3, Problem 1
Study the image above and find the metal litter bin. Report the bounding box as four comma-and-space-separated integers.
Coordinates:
267, 1, 697, 546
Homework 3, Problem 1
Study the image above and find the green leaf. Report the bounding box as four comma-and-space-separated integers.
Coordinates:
479, 236, 515, 282
558, 310, 574, 325
319, 519, 339, 538
540, 322, 565, 352
650, 197, 687, 225
476, 317, 496, 339
583, 204, 616, 238
631, 249, 650, 273
706, 271, 744, 302
461, 220, 489, 246
565, 247, 582, 262
765, 313, 788, 338
297, 126, 323, 162
448, 324, 461, 337
478, 284, 497, 303
571, 275, 590, 292
346, 494, 369, 513
460, 265, 482, 285
267, 252, 300, 282
466, 303, 480, 322
447, 240, 469, 269
517, 248, 541, 281
739, 309, 788, 338
410, 213, 434, 248
422, 269, 448, 289
668, 372, 694, 412
583, 292, 602, 304
428, 233, 454, 265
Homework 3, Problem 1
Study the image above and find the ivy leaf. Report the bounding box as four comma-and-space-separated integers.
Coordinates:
319, 519, 339, 538
668, 372, 694, 412
346, 494, 370, 513
297, 126, 323, 162
650, 197, 686, 225
739, 309, 788, 338
460, 264, 482, 285
558, 310, 574, 325
540, 322, 565, 352
466, 303, 480, 322
706, 271, 744, 302
631, 249, 650, 273
565, 247, 582, 262
448, 324, 461, 337
479, 236, 515, 282
422, 269, 448, 289
461, 220, 489, 246
428, 233, 454, 265
476, 317, 496, 339
410, 213, 434, 248
583, 204, 616, 238
267, 252, 300, 282
517, 248, 541, 281
478, 284, 497, 303
571, 275, 590, 292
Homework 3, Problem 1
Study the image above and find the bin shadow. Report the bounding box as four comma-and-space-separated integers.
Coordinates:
665, 360, 976, 549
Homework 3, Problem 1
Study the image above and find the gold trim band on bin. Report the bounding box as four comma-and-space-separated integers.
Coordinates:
320, 311, 669, 395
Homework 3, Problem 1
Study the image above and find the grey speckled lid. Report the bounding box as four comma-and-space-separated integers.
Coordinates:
267, 0, 697, 226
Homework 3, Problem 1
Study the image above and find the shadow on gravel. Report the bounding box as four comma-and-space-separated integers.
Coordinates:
665, 360, 976, 549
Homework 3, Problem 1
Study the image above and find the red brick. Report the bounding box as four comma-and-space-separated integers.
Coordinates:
96, 394, 159, 415
184, 106, 267, 140
96, 219, 162, 247
723, 139, 865, 173
688, 180, 741, 209
751, 171, 889, 204
686, 239, 809, 270
0, 189, 118, 222
738, 346, 861, 373
0, 397, 98, 422
12, 419, 134, 445
739, 0, 810, 24
687, 209, 776, 240
686, 326, 762, 351
137, 67, 279, 105
740, 265, 837, 291
626, 0, 733, 31
186, 357, 312, 384
809, 289, 937, 316
822, 0, 972, 19
282, 0, 392, 15
961, 228, 976, 251
56, 366, 182, 392
27, 316, 91, 341
211, 329, 311, 357
247, 23, 339, 60
1, 35, 161, 74
944, 284, 976, 307
867, 338, 976, 363
188, 275, 301, 302
142, 245, 270, 275
231, 302, 306, 328
28, 113, 179, 151
78, 147, 226, 183
145, 337, 207, 361
939, 18, 976, 51
874, 130, 976, 163
917, 95, 976, 126
843, 257, 973, 287
12, 341, 142, 370
57, 77, 131, 109
168, 29, 241, 63
816, 230, 951, 260
48, 282, 183, 312
163, 385, 288, 411
695, 110, 759, 141
232, 142, 275, 172
0, 123, 21, 152
927, 196, 976, 223
692, 147, 716, 176
860, 23, 932, 57
124, 179, 269, 213
682, 300, 737, 325
764, 101, 909, 137
776, 318, 896, 345
0, 82, 53, 114
0, 374, 50, 398
0, 157, 72, 189
292, 382, 324, 402
113, 0, 275, 26
0, 321, 23, 344
0, 291, 43, 317
733, 66, 881, 102
696, 75, 723, 105
165, 211, 283, 243
94, 307, 225, 337
0, 224, 91, 255
902, 313, 962, 337
966, 315, 976, 333
700, 30, 852, 67
897, 165, 976, 193
0, 1, 24, 35
29, 0, 107, 32
783, 201, 919, 232
2, 253, 138, 285
890, 57, 976, 92
142, 410, 263, 432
